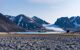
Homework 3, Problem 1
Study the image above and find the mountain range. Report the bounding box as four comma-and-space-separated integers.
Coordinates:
54, 16, 80, 32
0, 13, 50, 32
1, 12, 80, 32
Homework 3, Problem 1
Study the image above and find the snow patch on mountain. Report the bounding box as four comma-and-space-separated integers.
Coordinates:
18, 16, 23, 26
46, 27, 65, 32
43, 24, 65, 32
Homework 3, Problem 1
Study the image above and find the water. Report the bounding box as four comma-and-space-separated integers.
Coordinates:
16, 32, 65, 34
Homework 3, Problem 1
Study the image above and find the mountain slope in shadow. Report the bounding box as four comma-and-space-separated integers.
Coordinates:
0, 13, 26, 32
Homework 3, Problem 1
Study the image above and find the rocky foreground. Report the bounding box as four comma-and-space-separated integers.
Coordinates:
0, 34, 79, 50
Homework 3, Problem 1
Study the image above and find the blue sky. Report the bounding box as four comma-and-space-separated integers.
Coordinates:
0, 0, 80, 24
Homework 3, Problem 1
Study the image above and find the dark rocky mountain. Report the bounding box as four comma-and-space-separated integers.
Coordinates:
54, 16, 80, 31
0, 13, 26, 32
55, 17, 74, 28
70, 16, 80, 25
32, 16, 49, 25
5, 15, 15, 22
5, 14, 50, 31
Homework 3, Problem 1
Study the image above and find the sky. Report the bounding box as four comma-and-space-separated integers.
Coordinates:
0, 0, 80, 24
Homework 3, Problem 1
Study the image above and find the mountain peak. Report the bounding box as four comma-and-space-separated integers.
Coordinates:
55, 17, 74, 29
17, 14, 26, 17
32, 16, 49, 24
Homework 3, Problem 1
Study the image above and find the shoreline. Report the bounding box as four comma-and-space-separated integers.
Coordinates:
0, 32, 80, 36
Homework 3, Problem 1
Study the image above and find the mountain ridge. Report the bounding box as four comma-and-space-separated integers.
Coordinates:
5, 14, 51, 32
54, 16, 80, 32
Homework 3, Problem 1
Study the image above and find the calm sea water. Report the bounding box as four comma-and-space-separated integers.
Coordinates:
16, 32, 65, 34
